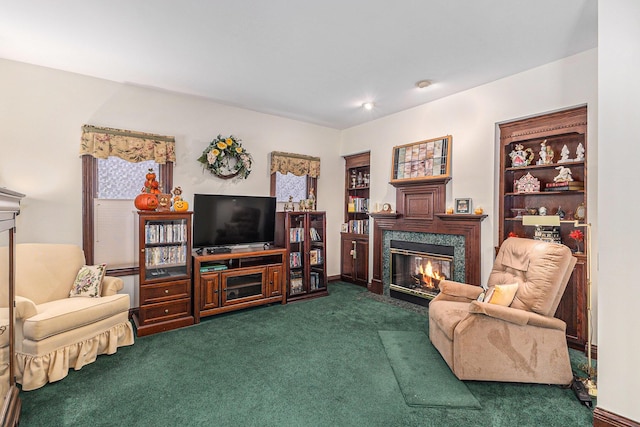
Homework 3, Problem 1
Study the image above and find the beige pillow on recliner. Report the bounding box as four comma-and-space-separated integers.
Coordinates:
484, 283, 519, 306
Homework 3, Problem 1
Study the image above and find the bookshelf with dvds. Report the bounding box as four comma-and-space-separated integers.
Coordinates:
275, 211, 328, 301
341, 152, 370, 287
498, 105, 588, 350
134, 211, 193, 336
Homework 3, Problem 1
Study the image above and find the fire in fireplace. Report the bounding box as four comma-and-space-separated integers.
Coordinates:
389, 240, 454, 305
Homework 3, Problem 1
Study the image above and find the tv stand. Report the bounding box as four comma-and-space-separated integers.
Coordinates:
193, 247, 287, 322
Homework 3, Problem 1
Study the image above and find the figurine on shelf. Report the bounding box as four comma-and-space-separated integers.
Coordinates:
509, 144, 534, 167
157, 193, 172, 212
576, 143, 585, 161
553, 166, 574, 182
351, 170, 357, 188
299, 199, 306, 211
308, 188, 316, 210
556, 206, 566, 220
171, 186, 189, 212
558, 145, 571, 163
537, 140, 547, 165
545, 143, 555, 164
283, 195, 294, 212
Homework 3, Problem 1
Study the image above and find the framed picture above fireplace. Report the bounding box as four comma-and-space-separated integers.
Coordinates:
390, 135, 452, 184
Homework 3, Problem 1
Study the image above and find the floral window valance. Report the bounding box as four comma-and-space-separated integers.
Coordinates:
270, 151, 320, 178
79, 125, 176, 164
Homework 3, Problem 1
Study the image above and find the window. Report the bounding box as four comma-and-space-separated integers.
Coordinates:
274, 171, 307, 203
83, 157, 172, 274
80, 125, 175, 273
93, 158, 161, 270
269, 151, 320, 209
97, 157, 159, 199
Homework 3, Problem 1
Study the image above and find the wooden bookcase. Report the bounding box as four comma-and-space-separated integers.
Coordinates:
340, 152, 370, 287
192, 248, 286, 323
498, 105, 588, 350
134, 211, 194, 336
275, 211, 328, 301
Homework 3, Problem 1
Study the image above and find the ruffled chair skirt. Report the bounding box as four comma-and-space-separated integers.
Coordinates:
16, 321, 134, 391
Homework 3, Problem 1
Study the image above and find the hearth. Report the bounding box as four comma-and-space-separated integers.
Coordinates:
389, 240, 454, 305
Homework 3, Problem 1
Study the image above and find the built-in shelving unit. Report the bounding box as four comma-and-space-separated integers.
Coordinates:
341, 152, 370, 287
498, 105, 588, 350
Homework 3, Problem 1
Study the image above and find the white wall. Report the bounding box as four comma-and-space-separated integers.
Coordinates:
0, 59, 343, 305
340, 49, 598, 294
597, 0, 640, 422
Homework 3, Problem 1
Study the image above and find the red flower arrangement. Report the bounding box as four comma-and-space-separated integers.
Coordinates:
569, 229, 584, 253
569, 229, 584, 242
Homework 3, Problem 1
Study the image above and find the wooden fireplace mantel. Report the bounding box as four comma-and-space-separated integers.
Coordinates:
368, 180, 486, 295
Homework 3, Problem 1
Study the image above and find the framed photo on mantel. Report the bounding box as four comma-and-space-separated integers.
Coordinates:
390, 135, 452, 184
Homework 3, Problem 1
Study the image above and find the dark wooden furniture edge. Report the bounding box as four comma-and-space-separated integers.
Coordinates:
0, 387, 20, 427
0, 188, 23, 426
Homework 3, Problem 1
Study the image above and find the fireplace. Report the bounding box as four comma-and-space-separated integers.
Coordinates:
368, 179, 487, 301
389, 240, 454, 302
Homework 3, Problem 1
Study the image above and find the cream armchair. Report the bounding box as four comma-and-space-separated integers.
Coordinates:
428, 237, 577, 385
0, 243, 134, 390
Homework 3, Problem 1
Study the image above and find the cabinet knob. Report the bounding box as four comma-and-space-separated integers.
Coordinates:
164, 309, 169, 314
164, 289, 169, 294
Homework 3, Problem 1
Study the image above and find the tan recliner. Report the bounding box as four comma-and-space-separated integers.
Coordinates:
428, 237, 577, 385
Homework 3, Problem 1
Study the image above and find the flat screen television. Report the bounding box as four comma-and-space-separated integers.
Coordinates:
192, 194, 277, 251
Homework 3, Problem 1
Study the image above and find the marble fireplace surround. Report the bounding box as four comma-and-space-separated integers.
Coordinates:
369, 179, 487, 295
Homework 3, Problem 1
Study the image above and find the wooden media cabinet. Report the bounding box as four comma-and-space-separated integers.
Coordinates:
192, 247, 287, 323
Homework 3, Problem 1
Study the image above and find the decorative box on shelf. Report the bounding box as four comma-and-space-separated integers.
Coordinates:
514, 172, 540, 193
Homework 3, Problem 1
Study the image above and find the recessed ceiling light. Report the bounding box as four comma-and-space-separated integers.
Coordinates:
362, 102, 374, 110
415, 80, 432, 89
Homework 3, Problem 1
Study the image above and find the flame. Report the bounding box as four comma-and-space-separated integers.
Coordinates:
418, 260, 445, 289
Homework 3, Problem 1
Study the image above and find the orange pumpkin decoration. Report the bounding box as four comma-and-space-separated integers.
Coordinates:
146, 169, 156, 181
134, 193, 158, 211
173, 199, 189, 212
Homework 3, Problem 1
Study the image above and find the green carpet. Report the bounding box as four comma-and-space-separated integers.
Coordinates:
18, 282, 594, 427
378, 330, 481, 409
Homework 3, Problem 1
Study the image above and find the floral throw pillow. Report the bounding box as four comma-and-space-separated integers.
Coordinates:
70, 264, 107, 298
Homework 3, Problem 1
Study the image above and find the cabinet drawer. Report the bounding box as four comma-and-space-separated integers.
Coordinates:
140, 279, 190, 304
138, 299, 191, 324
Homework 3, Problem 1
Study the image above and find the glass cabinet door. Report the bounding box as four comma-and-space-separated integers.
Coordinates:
288, 213, 306, 295
221, 268, 264, 305
308, 212, 326, 290
143, 218, 189, 282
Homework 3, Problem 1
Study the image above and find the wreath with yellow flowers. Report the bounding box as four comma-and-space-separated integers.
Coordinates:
197, 135, 253, 180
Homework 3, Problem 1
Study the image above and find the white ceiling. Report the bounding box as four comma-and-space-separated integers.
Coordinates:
0, 1, 597, 129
